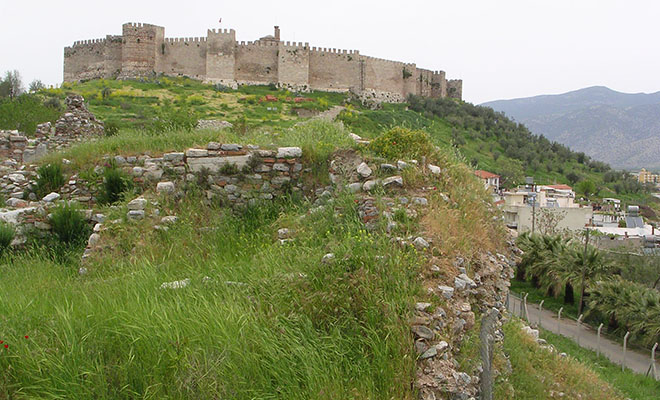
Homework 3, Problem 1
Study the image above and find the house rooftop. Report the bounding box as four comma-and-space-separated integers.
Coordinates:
475, 170, 499, 179
543, 184, 572, 191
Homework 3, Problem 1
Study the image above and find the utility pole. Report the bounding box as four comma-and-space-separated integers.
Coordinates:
531, 192, 536, 234
578, 227, 590, 315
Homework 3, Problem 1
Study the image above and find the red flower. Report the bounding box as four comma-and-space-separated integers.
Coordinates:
3, 344, 7, 349
0, 340, 3, 344
24, 335, 29, 339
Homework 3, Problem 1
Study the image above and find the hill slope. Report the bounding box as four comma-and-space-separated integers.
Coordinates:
0, 78, 643, 398
482, 86, 660, 170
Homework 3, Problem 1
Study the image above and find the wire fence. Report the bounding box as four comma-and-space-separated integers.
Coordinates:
507, 291, 659, 380
479, 309, 500, 400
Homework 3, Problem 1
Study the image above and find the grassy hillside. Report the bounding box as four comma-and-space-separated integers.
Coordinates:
42, 77, 346, 131
0, 115, 504, 398
338, 98, 655, 207
497, 320, 660, 399
0, 79, 649, 397
4, 77, 653, 208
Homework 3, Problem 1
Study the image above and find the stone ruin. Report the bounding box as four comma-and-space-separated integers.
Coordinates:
54, 95, 104, 137
0, 95, 105, 165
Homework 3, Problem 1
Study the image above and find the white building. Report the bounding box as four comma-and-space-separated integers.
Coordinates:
474, 170, 500, 192
501, 184, 592, 233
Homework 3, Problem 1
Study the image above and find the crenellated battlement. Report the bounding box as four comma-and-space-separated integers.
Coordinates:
208, 28, 236, 35
165, 37, 207, 43
64, 22, 461, 101
238, 40, 279, 47
72, 38, 107, 47
310, 47, 359, 55
281, 41, 309, 49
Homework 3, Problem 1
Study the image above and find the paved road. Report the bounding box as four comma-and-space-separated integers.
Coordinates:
508, 293, 659, 378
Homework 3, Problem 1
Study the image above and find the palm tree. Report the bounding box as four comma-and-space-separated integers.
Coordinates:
588, 278, 660, 345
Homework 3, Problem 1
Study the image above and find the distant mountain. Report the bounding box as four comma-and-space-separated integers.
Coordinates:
482, 86, 660, 170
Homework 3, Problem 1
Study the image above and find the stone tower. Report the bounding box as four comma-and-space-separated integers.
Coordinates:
119, 23, 165, 78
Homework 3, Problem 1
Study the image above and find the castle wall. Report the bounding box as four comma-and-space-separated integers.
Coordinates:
103, 36, 123, 79
206, 29, 236, 81
63, 40, 108, 81
278, 42, 310, 87
432, 71, 447, 98
160, 37, 207, 79
417, 68, 443, 98
63, 23, 461, 100
308, 49, 360, 91
362, 56, 407, 95
235, 41, 279, 83
447, 79, 463, 100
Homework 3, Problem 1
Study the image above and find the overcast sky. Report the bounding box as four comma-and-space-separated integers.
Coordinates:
1, 0, 659, 104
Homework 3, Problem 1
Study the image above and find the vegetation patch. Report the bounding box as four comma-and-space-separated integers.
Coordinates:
496, 320, 626, 400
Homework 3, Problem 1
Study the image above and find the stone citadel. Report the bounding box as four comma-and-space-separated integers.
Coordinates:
64, 23, 462, 101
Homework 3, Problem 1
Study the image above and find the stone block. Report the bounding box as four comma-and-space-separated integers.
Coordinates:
276, 147, 302, 158
187, 155, 252, 173
163, 152, 185, 162
185, 148, 208, 158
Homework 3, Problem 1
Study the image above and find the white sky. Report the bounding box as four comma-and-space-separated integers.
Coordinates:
1, 0, 659, 104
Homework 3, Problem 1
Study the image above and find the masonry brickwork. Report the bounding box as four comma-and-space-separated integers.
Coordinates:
64, 23, 462, 100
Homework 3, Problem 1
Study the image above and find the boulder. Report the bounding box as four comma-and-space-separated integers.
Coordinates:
42, 192, 60, 202
156, 181, 175, 194
357, 162, 372, 178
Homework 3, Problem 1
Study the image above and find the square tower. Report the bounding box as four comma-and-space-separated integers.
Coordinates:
120, 22, 165, 78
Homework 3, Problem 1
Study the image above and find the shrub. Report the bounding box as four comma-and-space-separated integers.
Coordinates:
98, 166, 131, 204
104, 121, 120, 137
369, 127, 434, 160
0, 94, 61, 134
0, 221, 15, 253
49, 202, 91, 246
35, 163, 65, 198
146, 104, 199, 134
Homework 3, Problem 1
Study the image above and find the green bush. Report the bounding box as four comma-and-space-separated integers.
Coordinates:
49, 202, 91, 246
35, 163, 65, 197
0, 94, 61, 134
0, 221, 15, 253
104, 121, 120, 137
146, 103, 199, 134
369, 127, 434, 160
98, 166, 131, 204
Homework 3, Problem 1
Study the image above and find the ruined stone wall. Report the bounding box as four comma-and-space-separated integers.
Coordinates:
160, 37, 207, 79
235, 41, 279, 83
277, 43, 310, 88
308, 49, 361, 91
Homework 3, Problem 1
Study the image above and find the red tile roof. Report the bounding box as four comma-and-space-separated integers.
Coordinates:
545, 184, 572, 191
475, 170, 500, 179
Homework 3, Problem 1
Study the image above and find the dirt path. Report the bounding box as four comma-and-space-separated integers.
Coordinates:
508, 294, 659, 378
315, 106, 345, 121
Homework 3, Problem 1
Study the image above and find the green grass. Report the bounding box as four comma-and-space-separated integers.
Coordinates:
497, 319, 627, 400
539, 326, 660, 399
0, 192, 423, 399
38, 119, 355, 178
38, 78, 349, 131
